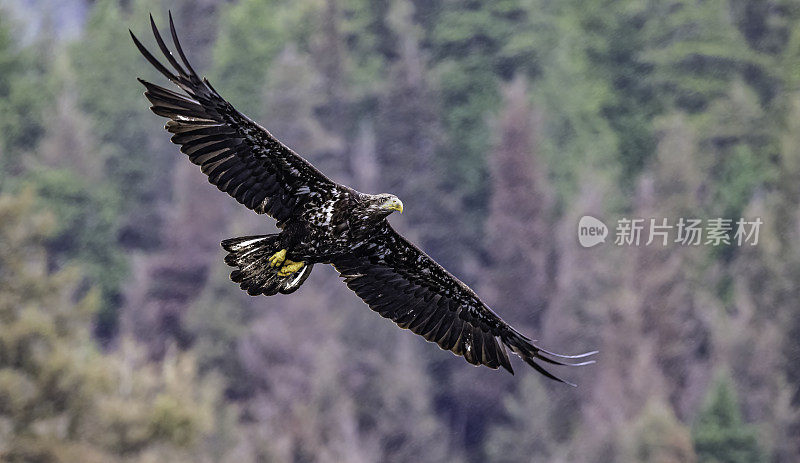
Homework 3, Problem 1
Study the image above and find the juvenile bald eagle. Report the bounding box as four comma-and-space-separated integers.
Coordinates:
131, 14, 596, 384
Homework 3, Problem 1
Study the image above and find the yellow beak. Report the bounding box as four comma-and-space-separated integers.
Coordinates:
384, 199, 403, 213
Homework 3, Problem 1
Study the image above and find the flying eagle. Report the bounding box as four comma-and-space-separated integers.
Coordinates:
131, 14, 596, 384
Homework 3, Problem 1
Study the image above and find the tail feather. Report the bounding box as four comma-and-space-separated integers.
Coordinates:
221, 235, 313, 296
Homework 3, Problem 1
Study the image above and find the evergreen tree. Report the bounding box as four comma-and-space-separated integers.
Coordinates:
775, 94, 800, 461
521, 0, 620, 206
30, 60, 128, 339
0, 190, 230, 462
485, 75, 553, 324
70, 0, 172, 251
341, 0, 398, 76
185, 265, 257, 400
564, 0, 659, 185
730, 0, 799, 57
374, 0, 460, 271
349, 327, 457, 462
0, 7, 49, 180
262, 44, 348, 180
120, 159, 231, 358
691, 81, 776, 221
692, 373, 764, 463
212, 0, 313, 116
621, 401, 696, 463
429, 0, 541, 251
640, 0, 768, 112
0, 189, 103, 460
632, 113, 711, 418
484, 374, 561, 462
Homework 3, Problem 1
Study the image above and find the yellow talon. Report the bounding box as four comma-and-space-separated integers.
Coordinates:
278, 260, 304, 276
268, 249, 287, 268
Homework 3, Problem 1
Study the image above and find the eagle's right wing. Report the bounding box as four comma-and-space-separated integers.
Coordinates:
131, 14, 338, 226
333, 223, 597, 384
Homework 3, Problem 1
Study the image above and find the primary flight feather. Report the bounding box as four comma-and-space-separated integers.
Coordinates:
131, 13, 596, 384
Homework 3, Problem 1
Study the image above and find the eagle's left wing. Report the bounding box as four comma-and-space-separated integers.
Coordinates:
130, 14, 338, 227
332, 223, 596, 383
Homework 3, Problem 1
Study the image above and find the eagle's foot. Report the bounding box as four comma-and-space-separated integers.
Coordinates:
268, 249, 287, 268
278, 260, 304, 277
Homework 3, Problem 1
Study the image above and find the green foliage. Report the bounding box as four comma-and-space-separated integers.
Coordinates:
567, 0, 660, 186
185, 266, 255, 399
340, 0, 396, 82
520, 0, 621, 206
70, 0, 158, 147
693, 373, 764, 463
70, 0, 170, 250
431, 0, 539, 78
730, 0, 800, 56
212, 0, 318, 116
691, 81, 778, 219
425, 0, 545, 254
3, 0, 800, 460
29, 168, 127, 333
0, 190, 233, 461
640, 0, 770, 112
431, 0, 538, 192
0, 9, 50, 179
484, 374, 561, 462
622, 401, 696, 463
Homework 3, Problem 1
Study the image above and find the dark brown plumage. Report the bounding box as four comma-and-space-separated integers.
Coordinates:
131, 13, 596, 384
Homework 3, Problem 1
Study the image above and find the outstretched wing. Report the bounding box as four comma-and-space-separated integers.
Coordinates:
332, 224, 597, 384
130, 14, 337, 226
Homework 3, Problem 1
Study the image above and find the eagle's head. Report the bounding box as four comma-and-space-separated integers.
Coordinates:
366, 193, 404, 218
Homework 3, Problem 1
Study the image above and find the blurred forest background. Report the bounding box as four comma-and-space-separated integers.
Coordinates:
1, 0, 799, 461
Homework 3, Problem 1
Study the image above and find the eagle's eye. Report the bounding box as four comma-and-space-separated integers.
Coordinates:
379, 196, 403, 214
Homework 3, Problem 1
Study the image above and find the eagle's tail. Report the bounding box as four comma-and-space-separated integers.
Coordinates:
221, 235, 313, 296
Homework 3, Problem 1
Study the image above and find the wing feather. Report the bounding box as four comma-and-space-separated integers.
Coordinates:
131, 13, 338, 226
333, 223, 597, 382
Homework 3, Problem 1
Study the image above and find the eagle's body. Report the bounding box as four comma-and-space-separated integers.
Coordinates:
287, 189, 387, 260
131, 14, 596, 384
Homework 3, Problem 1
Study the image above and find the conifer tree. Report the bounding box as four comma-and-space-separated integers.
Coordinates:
212, 0, 307, 116
485, 75, 552, 324
0, 7, 49, 179
430, 0, 541, 253
0, 190, 230, 462
374, 0, 460, 270
70, 0, 172, 250
484, 374, 560, 462
622, 401, 697, 463
692, 373, 764, 463
31, 58, 128, 339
